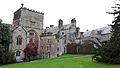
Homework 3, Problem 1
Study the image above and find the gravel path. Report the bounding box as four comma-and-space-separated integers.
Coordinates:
73, 54, 93, 58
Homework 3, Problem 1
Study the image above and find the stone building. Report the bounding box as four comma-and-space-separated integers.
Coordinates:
9, 4, 82, 61
9, 4, 112, 61
83, 26, 111, 42
39, 33, 59, 58
78, 26, 112, 53
9, 4, 44, 61
43, 18, 81, 55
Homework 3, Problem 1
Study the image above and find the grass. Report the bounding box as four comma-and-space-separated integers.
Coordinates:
0, 54, 120, 68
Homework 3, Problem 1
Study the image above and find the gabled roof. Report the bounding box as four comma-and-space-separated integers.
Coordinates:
45, 26, 59, 34
83, 26, 111, 37
10, 25, 27, 33
83, 31, 92, 37
63, 24, 71, 30
43, 23, 72, 34
100, 26, 111, 34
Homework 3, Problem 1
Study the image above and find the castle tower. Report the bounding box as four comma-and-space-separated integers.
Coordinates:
11, 4, 44, 61
13, 3, 44, 30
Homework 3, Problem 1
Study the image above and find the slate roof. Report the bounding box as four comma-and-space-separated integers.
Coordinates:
63, 24, 71, 29
83, 31, 91, 37
45, 26, 59, 34
43, 23, 72, 34
83, 26, 111, 37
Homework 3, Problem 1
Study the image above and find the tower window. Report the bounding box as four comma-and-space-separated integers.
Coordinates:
17, 35, 22, 45
16, 51, 20, 56
30, 21, 36, 23
62, 32, 64, 34
29, 31, 35, 36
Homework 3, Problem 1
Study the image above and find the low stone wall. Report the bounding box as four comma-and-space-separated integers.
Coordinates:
67, 43, 94, 54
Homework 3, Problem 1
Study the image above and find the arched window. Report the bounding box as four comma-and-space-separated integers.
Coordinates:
17, 35, 22, 45
28, 30, 35, 36
16, 51, 20, 56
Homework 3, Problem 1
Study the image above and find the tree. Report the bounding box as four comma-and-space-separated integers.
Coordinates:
0, 23, 11, 51
0, 45, 5, 63
92, 2, 120, 64
24, 40, 38, 62
0, 22, 13, 64
0, 19, 2, 23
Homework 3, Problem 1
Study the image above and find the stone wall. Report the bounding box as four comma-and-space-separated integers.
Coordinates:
40, 35, 59, 58
21, 9, 43, 30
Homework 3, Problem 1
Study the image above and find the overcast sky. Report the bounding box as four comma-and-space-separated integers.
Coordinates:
0, 0, 118, 32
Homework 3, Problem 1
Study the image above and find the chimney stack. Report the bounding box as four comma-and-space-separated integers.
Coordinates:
58, 19, 63, 28
71, 18, 76, 27
50, 25, 54, 27
46, 27, 49, 29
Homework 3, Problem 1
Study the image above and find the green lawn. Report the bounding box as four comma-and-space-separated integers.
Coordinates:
0, 54, 120, 68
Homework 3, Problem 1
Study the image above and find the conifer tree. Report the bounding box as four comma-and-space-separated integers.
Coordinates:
93, 2, 120, 64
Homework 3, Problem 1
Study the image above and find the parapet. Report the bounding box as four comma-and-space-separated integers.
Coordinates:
22, 7, 44, 15
14, 3, 44, 15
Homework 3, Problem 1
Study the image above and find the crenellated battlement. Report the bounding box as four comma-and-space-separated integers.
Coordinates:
22, 7, 44, 15
14, 3, 44, 15
13, 3, 44, 29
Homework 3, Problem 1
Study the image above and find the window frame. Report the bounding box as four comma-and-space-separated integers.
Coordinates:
16, 35, 22, 45
16, 51, 21, 56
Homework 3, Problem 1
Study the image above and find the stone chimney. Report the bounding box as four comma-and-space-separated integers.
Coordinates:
46, 27, 49, 29
76, 27, 80, 34
58, 19, 63, 28
76, 27, 80, 38
50, 25, 54, 27
71, 18, 76, 27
